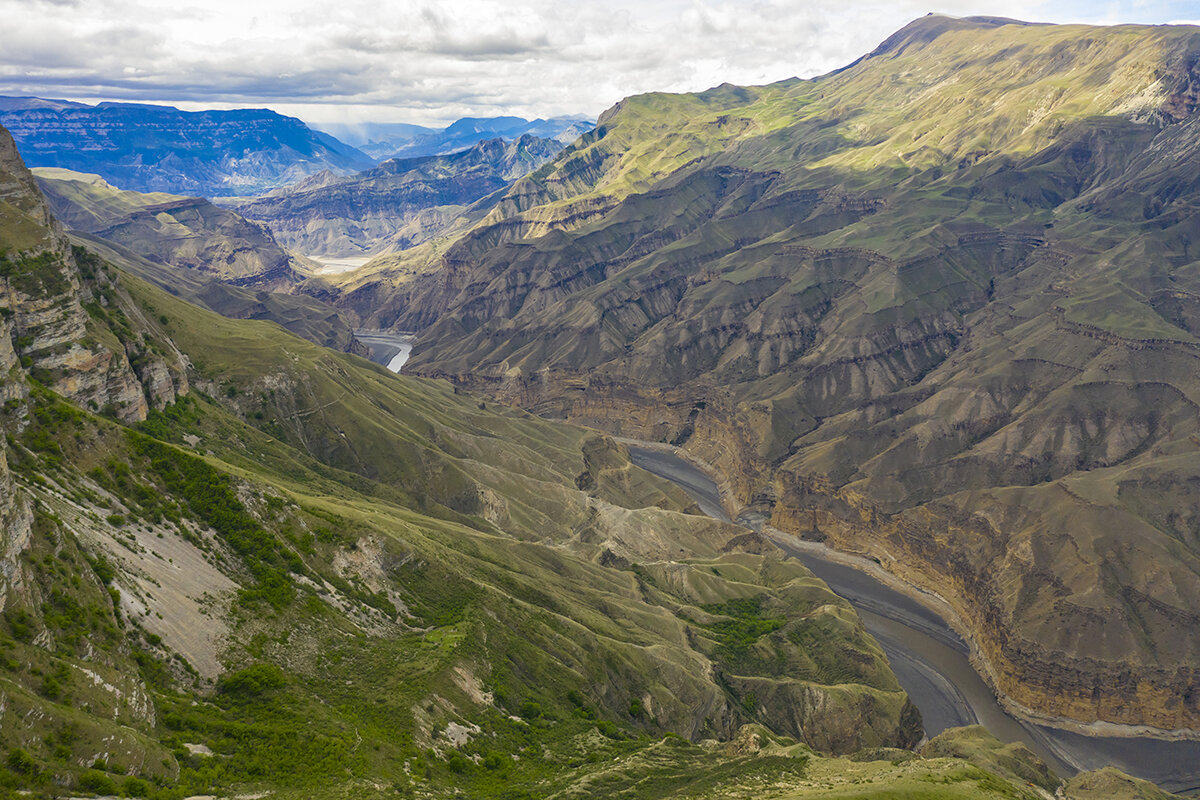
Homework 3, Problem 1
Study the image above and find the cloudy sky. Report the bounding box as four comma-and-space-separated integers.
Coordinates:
2, 0, 1198, 129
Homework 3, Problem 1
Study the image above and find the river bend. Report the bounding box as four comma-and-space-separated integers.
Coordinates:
627, 444, 1200, 794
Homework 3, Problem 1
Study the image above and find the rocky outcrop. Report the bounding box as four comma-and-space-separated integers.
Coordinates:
0, 123, 187, 419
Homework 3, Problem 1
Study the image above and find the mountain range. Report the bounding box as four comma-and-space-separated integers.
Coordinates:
320, 115, 593, 161
326, 13, 1200, 741
226, 135, 567, 257
0, 97, 375, 197
2, 11, 1199, 799
0, 113, 1159, 798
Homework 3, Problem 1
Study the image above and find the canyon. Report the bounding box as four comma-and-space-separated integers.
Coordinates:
339, 14, 1200, 741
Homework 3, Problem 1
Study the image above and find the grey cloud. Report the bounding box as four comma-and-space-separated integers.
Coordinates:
0, 0, 1152, 126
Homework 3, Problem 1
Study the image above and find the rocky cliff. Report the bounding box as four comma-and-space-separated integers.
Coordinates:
0, 128, 185, 424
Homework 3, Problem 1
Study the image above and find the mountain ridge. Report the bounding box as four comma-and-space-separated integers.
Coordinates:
0, 98, 374, 197
228, 134, 567, 258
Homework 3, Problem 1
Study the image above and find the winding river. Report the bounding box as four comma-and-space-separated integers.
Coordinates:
355, 330, 415, 372
626, 444, 1200, 794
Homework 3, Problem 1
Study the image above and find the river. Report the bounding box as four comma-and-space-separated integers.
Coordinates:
626, 444, 1200, 794
355, 330, 415, 372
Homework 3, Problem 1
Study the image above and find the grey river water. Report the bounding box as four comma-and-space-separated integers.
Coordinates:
627, 444, 1200, 794
355, 330, 415, 372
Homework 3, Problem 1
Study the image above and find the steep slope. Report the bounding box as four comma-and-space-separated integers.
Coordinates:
34, 168, 307, 289
71, 232, 366, 356
357, 16, 1200, 734
229, 135, 566, 258
0, 99, 373, 196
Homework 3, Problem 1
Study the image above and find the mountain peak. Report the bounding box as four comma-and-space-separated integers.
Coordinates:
869, 13, 1046, 58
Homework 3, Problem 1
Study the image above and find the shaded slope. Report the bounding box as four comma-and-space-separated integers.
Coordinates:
374, 16, 1200, 733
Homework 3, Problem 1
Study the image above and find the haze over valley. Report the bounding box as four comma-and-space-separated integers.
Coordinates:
3, 2, 1200, 798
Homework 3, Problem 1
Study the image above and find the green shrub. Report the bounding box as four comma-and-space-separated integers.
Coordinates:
5, 749, 36, 775
77, 769, 117, 795
217, 663, 287, 699
5, 609, 33, 642
121, 775, 151, 797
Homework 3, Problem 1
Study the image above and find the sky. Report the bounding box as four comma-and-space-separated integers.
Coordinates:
2, 0, 1198, 129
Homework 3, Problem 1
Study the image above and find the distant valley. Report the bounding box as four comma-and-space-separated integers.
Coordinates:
226, 134, 567, 258
319, 115, 592, 161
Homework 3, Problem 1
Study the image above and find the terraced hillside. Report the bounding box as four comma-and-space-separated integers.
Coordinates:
335, 16, 1200, 734
1, 118, 1151, 798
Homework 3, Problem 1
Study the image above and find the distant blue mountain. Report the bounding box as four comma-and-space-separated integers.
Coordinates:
0, 97, 374, 197
322, 115, 594, 161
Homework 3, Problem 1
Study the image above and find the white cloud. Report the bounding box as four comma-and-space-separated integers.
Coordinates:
0, 0, 1188, 127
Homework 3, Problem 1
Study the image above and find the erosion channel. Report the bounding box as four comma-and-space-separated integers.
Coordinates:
626, 444, 1200, 794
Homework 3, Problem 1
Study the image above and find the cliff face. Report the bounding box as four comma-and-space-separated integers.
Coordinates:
393, 18, 1200, 732
0, 127, 186, 424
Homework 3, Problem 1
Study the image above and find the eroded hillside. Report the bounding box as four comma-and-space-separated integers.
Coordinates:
339, 16, 1200, 734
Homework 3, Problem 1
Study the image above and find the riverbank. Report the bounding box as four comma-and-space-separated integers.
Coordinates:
625, 441, 1200, 794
